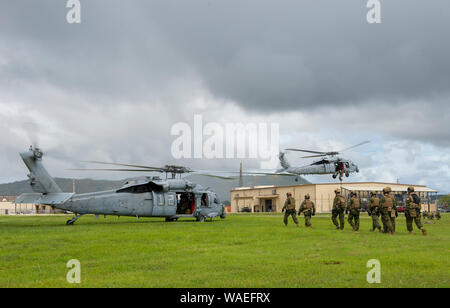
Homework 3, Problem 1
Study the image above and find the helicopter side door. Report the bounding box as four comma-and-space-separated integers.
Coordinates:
151, 191, 177, 216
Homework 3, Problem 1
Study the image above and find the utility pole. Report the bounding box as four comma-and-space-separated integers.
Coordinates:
239, 162, 243, 187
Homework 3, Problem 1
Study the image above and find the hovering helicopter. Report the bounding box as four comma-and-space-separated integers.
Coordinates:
241, 141, 370, 182
14, 147, 227, 225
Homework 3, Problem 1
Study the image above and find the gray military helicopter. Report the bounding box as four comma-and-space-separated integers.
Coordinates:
241, 141, 369, 182
14, 147, 227, 225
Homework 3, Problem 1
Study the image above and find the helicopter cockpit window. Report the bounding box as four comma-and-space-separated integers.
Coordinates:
201, 193, 209, 207
214, 195, 220, 204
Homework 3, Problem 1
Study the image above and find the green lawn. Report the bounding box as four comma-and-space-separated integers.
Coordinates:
0, 213, 449, 288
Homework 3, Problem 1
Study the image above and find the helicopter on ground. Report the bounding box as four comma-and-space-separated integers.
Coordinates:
14, 147, 227, 225
241, 141, 369, 182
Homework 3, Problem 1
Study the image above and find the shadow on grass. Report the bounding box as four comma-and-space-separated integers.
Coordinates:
0, 216, 224, 228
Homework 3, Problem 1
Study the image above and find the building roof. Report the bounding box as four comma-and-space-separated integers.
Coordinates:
231, 182, 437, 193
0, 196, 17, 202
341, 185, 438, 193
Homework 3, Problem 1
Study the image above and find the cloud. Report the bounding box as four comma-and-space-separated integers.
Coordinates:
0, 1, 449, 192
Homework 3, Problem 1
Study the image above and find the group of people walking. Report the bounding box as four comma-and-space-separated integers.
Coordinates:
282, 186, 428, 235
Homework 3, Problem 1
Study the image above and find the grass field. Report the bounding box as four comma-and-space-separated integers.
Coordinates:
0, 213, 449, 288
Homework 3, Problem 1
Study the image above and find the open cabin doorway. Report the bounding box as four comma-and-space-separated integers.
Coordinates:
176, 192, 195, 215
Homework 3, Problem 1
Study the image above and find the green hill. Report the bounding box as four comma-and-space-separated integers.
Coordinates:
0, 175, 309, 203
0, 178, 124, 196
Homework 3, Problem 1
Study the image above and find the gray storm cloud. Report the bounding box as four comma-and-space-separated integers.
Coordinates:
0, 0, 449, 191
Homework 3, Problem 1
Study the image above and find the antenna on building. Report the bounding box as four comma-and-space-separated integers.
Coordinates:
239, 162, 243, 187
396, 177, 399, 184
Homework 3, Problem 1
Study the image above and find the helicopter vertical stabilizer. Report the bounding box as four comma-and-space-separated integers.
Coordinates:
20, 147, 62, 194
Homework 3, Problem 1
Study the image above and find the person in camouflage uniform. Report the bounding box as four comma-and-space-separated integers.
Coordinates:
346, 191, 362, 231
282, 192, 299, 227
298, 193, 316, 228
388, 187, 398, 232
331, 188, 346, 230
368, 191, 382, 232
436, 209, 441, 220
379, 187, 397, 235
405, 186, 427, 235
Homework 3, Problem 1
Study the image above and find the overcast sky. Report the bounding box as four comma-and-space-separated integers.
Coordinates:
0, 0, 449, 193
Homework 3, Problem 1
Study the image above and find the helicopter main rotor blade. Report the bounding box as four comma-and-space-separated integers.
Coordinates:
81, 161, 165, 171
69, 168, 162, 172
338, 140, 370, 153
301, 154, 328, 159
196, 174, 236, 180
240, 171, 297, 177
285, 148, 327, 155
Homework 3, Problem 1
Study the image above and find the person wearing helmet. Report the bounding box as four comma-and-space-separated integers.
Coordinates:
298, 193, 316, 228
282, 192, 299, 227
368, 191, 382, 232
332, 188, 346, 230
436, 209, 441, 220
387, 187, 399, 232
346, 191, 362, 231
405, 186, 427, 235
379, 187, 397, 235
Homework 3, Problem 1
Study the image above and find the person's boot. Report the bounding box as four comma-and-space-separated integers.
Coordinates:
421, 228, 427, 236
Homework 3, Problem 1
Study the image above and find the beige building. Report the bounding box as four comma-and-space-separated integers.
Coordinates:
230, 182, 438, 213
0, 196, 64, 215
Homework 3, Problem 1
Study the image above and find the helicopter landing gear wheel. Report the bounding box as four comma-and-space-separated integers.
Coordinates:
332, 174, 337, 179
295, 177, 299, 182
66, 214, 84, 225
197, 215, 206, 222
345, 172, 350, 177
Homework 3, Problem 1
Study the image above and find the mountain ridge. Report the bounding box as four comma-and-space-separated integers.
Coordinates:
0, 175, 310, 203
